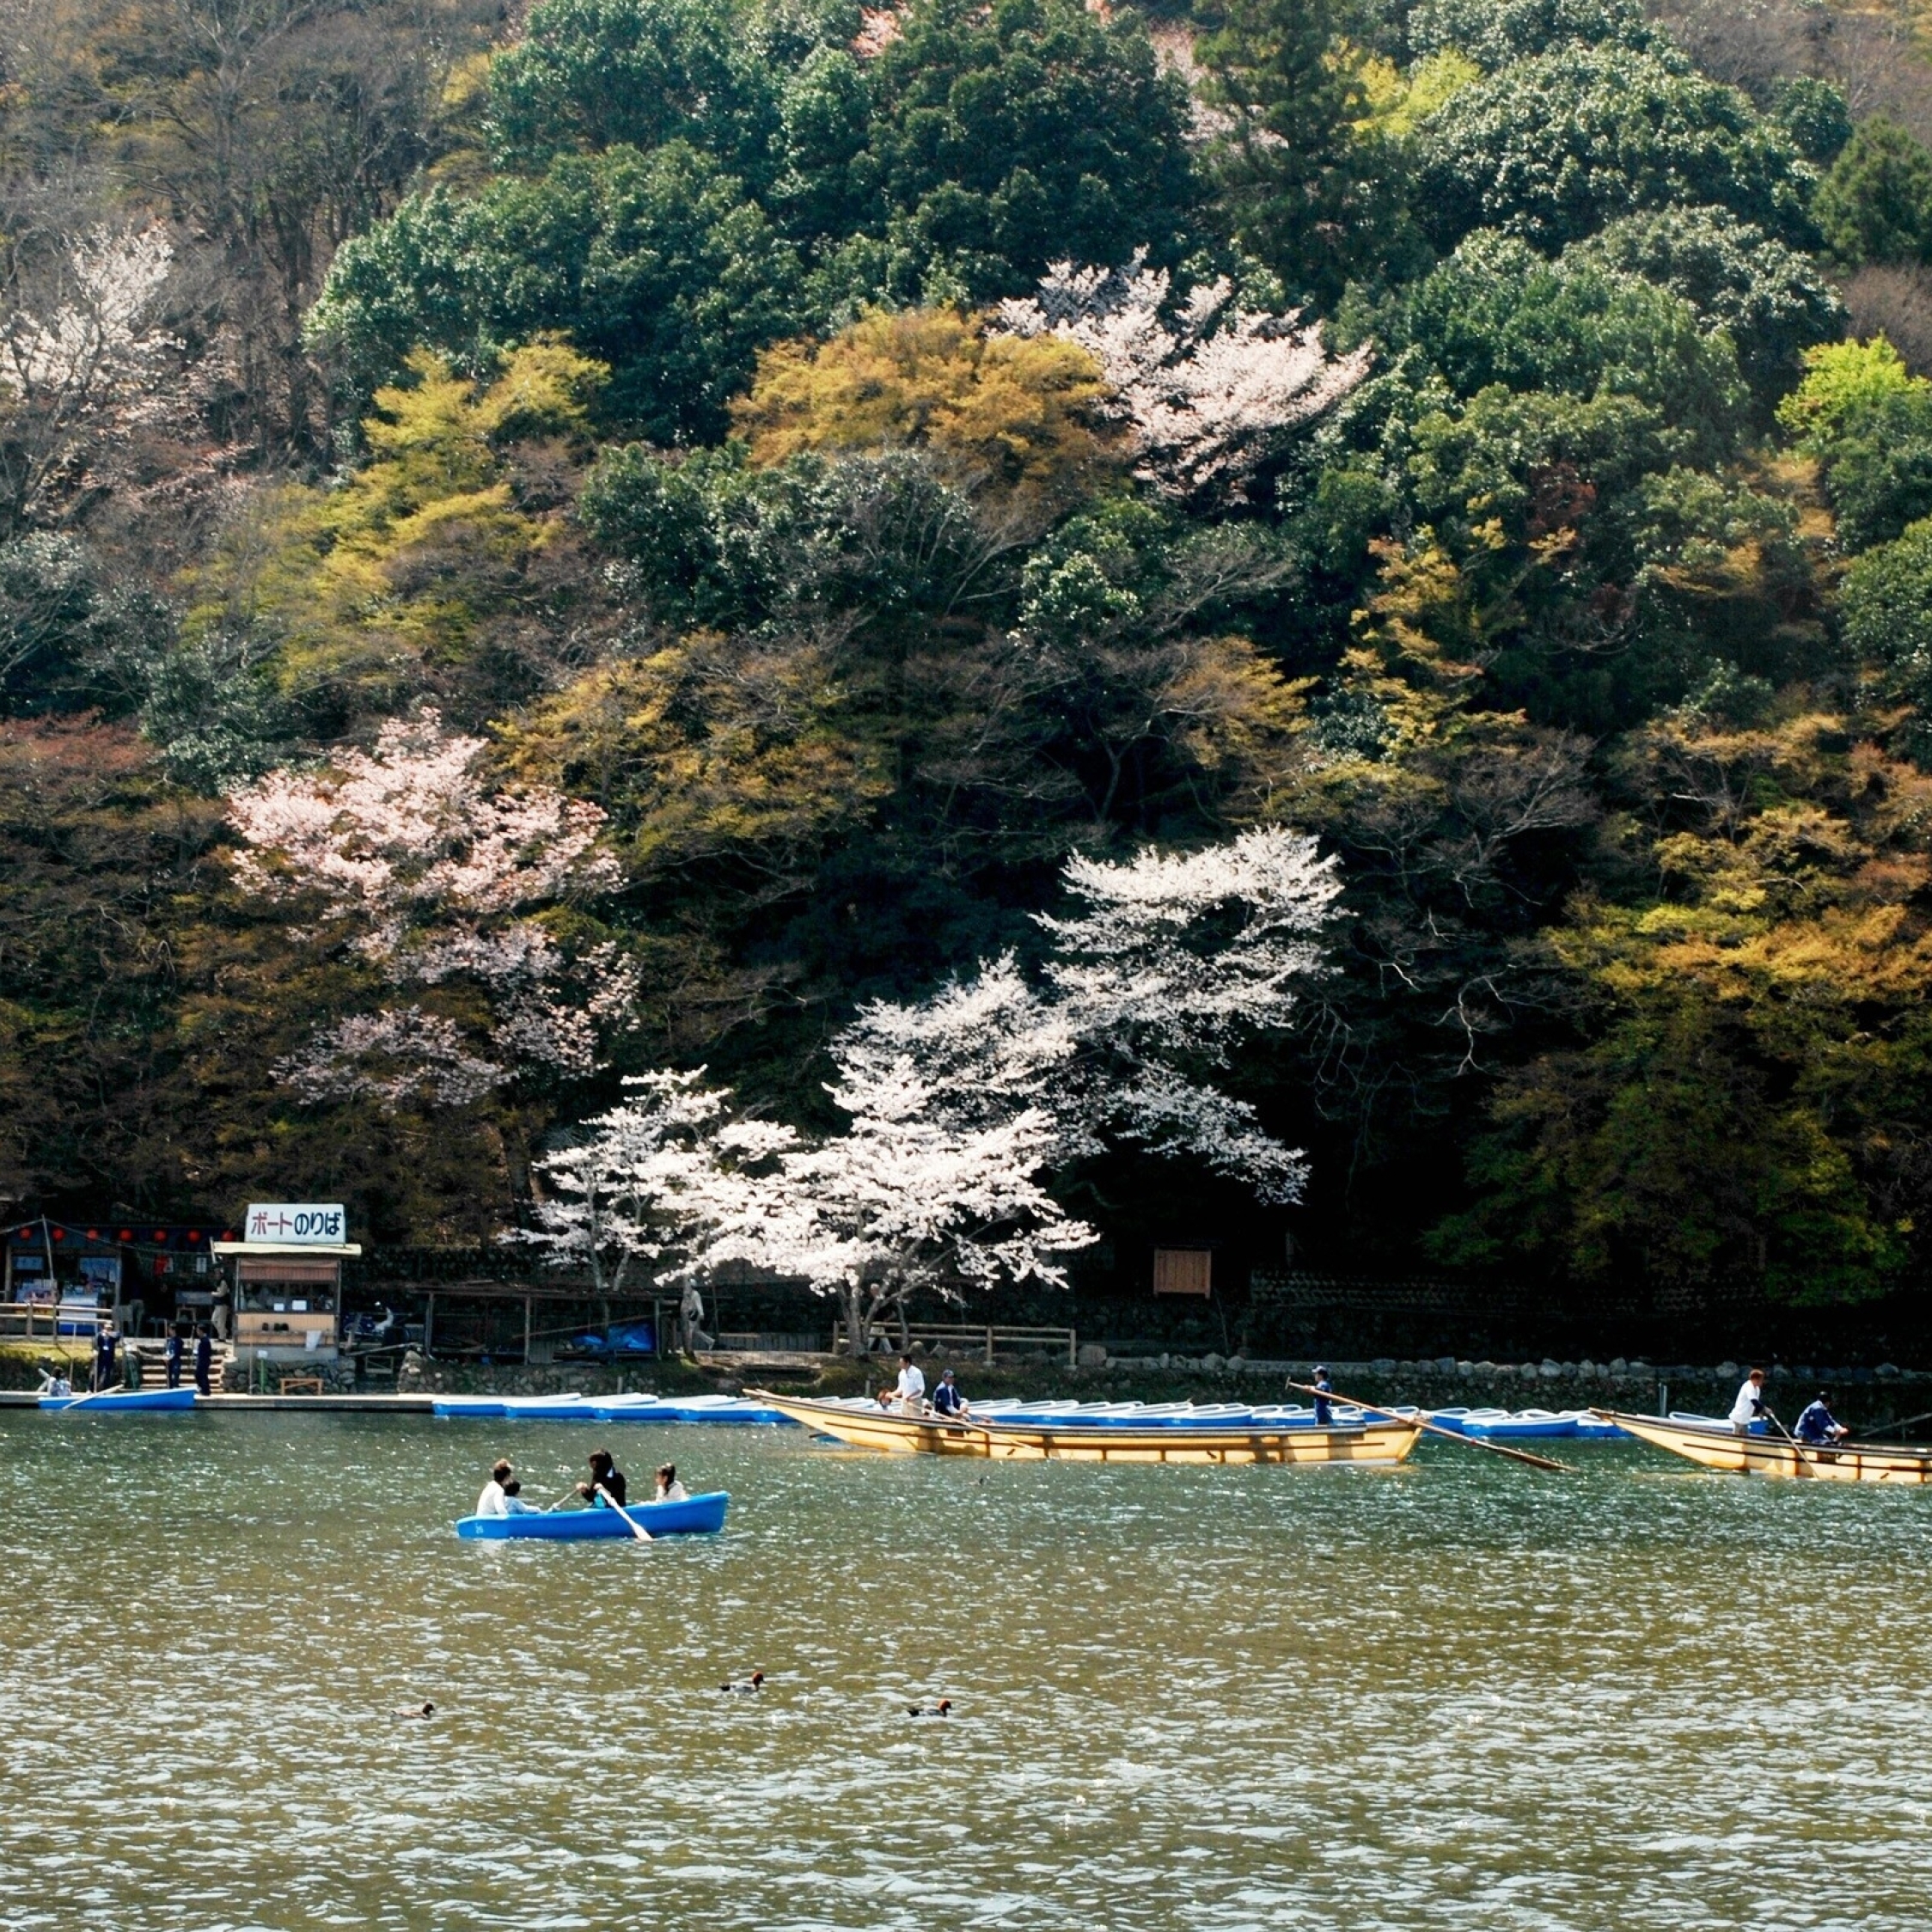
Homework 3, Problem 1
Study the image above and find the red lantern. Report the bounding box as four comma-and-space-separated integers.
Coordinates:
119, 1229, 132, 1243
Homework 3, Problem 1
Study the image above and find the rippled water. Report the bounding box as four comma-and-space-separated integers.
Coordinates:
2, 1412, 1929, 1930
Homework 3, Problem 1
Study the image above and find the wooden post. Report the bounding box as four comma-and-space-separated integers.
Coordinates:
523, 1295, 532, 1364
985, 1325, 994, 1368
424, 1292, 436, 1358
1067, 1329, 1077, 1369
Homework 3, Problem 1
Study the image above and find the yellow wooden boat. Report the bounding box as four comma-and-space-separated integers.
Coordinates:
745, 1390, 1422, 1464
1597, 1409, 1932, 1484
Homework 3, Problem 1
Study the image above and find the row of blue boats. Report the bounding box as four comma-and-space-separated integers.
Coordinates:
32, 1385, 1762, 1443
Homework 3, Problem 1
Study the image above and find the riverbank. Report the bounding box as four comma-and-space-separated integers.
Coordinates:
6, 1346, 1931, 1434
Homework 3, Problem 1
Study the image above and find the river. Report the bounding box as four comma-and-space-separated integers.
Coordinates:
0, 1411, 1926, 1929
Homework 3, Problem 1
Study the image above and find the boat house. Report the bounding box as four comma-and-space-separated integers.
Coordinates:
211, 1203, 361, 1372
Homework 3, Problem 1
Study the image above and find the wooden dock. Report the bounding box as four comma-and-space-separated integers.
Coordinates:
0, 1391, 439, 1412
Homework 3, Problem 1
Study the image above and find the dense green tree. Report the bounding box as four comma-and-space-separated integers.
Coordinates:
1411, 45, 1816, 254
1768, 76, 1851, 168
309, 144, 804, 440
1405, 0, 1659, 72
1197, 0, 1409, 306
856, 0, 1201, 303
1841, 517, 1932, 737
484, 0, 789, 182
1813, 116, 1932, 269
1567, 205, 1843, 407
1777, 338, 1932, 553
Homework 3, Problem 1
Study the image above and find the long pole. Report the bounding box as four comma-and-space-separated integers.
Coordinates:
1283, 1378, 1577, 1475
1764, 1409, 1822, 1477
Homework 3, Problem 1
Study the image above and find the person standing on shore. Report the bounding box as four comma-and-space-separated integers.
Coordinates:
1729, 1367, 1768, 1437
193, 1326, 213, 1397
93, 1321, 118, 1393
164, 1328, 183, 1390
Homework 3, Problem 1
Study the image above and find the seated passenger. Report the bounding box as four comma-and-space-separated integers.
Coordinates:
654, 1463, 689, 1502
932, 1368, 969, 1417
1794, 1392, 1850, 1445
501, 1478, 540, 1515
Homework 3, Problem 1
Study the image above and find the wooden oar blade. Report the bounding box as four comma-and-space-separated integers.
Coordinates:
1282, 1379, 1577, 1475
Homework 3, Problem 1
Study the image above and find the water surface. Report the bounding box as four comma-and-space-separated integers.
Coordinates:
1, 1412, 1926, 1930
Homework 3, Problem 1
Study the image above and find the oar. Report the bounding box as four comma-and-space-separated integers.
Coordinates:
598, 1484, 652, 1542
1283, 1378, 1577, 1475
1764, 1409, 1823, 1477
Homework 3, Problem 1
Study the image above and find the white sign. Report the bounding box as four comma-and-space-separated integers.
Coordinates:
244, 1203, 346, 1245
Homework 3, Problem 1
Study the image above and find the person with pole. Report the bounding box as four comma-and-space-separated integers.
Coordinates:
1728, 1367, 1768, 1437
1311, 1366, 1334, 1428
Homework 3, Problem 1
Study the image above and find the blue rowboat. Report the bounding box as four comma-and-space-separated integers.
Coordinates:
39, 1387, 197, 1413
455, 1491, 729, 1539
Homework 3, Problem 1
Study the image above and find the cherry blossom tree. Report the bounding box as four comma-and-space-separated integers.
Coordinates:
228, 709, 636, 1109
521, 825, 1338, 1350
0, 227, 179, 529
993, 252, 1371, 504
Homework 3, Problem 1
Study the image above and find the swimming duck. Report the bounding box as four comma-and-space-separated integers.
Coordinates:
908, 1698, 952, 1717
393, 1701, 435, 1720
721, 1671, 765, 1693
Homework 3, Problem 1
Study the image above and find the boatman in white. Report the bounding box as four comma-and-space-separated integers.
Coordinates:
1728, 1367, 1767, 1437
476, 1458, 513, 1516
886, 1352, 926, 1414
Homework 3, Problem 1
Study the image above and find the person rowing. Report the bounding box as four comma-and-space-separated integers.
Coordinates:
1794, 1391, 1850, 1445
1728, 1367, 1768, 1437
576, 1448, 627, 1507
932, 1367, 969, 1418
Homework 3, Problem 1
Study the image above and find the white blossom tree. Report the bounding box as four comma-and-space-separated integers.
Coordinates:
994, 253, 1370, 505
521, 825, 1339, 1352
229, 708, 637, 1109
0, 226, 179, 529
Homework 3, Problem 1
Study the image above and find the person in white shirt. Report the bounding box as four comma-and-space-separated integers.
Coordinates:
883, 1353, 926, 1414
654, 1463, 689, 1502
475, 1458, 514, 1516
1728, 1368, 1767, 1437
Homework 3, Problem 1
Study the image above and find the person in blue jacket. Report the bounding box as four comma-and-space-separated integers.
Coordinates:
93, 1321, 119, 1392
932, 1368, 969, 1418
1794, 1392, 1849, 1445
164, 1327, 183, 1389
1311, 1366, 1334, 1428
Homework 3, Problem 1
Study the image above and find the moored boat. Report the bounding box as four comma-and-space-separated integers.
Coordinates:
455, 1490, 730, 1538
1598, 1409, 1932, 1483
745, 1389, 1421, 1464
39, 1387, 197, 1414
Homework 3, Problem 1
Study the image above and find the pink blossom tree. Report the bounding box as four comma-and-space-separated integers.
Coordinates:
994, 253, 1371, 505
229, 709, 636, 1110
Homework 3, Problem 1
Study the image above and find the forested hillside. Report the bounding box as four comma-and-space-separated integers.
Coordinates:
10, 0, 1932, 1316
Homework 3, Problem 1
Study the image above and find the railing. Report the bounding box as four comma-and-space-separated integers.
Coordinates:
0, 1300, 107, 1341
835, 1322, 1078, 1368
711, 1331, 825, 1355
